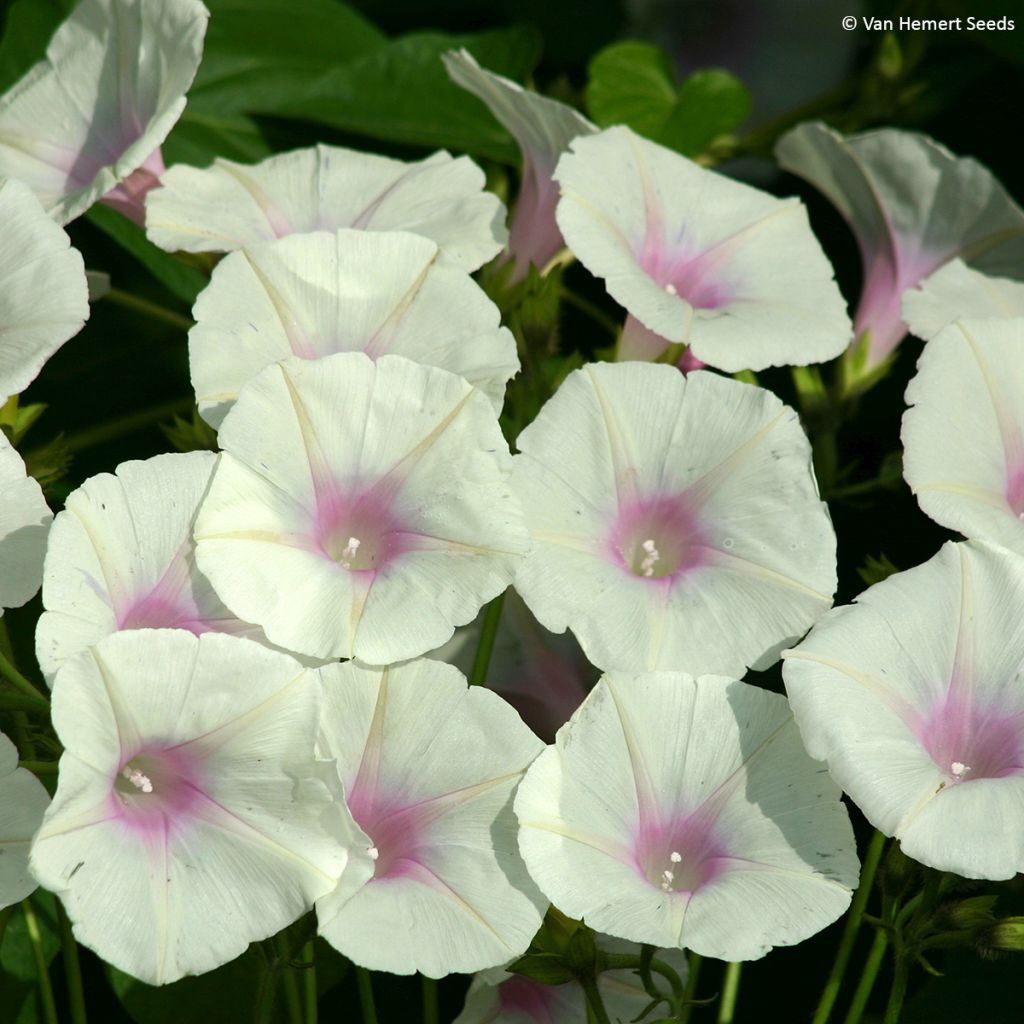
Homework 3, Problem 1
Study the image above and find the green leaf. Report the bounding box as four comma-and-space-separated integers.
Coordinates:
585, 41, 751, 157
0, 0, 66, 93
85, 205, 208, 306
108, 946, 268, 1024
0, 892, 60, 983
276, 25, 543, 163
585, 42, 677, 139
659, 69, 752, 157
163, 109, 273, 167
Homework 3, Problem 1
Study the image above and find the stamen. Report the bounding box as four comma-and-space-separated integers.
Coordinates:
640, 538, 661, 577
665, 283, 678, 296
340, 536, 361, 569
670, 851, 682, 863
950, 761, 970, 778
367, 846, 379, 861
121, 766, 153, 793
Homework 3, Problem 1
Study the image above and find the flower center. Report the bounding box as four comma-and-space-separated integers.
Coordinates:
918, 696, 1024, 782
112, 747, 202, 832
346, 792, 425, 882
635, 815, 723, 895
314, 490, 410, 572
609, 495, 704, 580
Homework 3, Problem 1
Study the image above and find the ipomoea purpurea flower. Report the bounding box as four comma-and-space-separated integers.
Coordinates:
0, 0, 208, 226
0, 432, 51, 613
902, 318, 1024, 556
29, 629, 372, 984
189, 229, 518, 428
0, 178, 88, 402
194, 353, 528, 664
315, 658, 546, 977
515, 672, 858, 960
553, 125, 851, 369
146, 144, 506, 271
0, 731, 50, 909
776, 122, 1024, 386
443, 48, 597, 281
35, 451, 289, 684
783, 540, 1024, 879
510, 361, 836, 675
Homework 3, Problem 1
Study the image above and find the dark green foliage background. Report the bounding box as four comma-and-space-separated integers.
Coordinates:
1, 0, 1024, 1020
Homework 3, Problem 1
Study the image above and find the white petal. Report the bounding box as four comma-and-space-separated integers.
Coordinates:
189, 229, 518, 427
902, 259, 1024, 341
0, 0, 208, 224
0, 433, 51, 611
554, 126, 850, 371
315, 658, 546, 977
0, 732, 50, 909
0, 178, 89, 400
195, 354, 528, 663
902, 318, 1024, 554
511, 362, 835, 675
146, 145, 506, 271
515, 674, 856, 959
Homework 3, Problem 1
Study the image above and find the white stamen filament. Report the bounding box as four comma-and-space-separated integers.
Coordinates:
340, 536, 361, 569
122, 767, 153, 793
951, 761, 970, 778
640, 538, 661, 577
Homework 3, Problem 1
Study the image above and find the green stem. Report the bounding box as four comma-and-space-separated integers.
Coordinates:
356, 967, 378, 1024
60, 396, 195, 454
277, 933, 303, 1024
561, 289, 620, 336
0, 649, 49, 707
468, 591, 505, 687
421, 976, 439, 1024
812, 830, 887, 1024
23, 900, 59, 1024
104, 287, 193, 332
678, 951, 704, 1024
0, 693, 51, 713
578, 975, 613, 1024
57, 901, 88, 1024
842, 929, 889, 1024
883, 952, 911, 1024
717, 962, 742, 1024
19, 760, 59, 775
302, 940, 317, 1024
603, 953, 685, 1005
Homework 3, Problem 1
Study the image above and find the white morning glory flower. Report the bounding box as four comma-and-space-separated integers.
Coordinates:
146, 144, 506, 271
903, 318, 1024, 556
515, 672, 858, 960
0, 432, 51, 614
0, 731, 50, 910
511, 361, 836, 675
194, 353, 528, 664
553, 125, 851, 369
783, 540, 1024, 880
30, 630, 372, 985
455, 937, 688, 1024
35, 451, 290, 685
776, 122, 1024, 380
443, 48, 597, 280
902, 258, 1024, 341
0, 178, 88, 402
189, 228, 519, 428
315, 658, 546, 977
0, 0, 208, 225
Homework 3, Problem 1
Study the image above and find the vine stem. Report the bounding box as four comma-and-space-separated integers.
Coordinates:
421, 976, 439, 1024
0, 647, 49, 707
603, 952, 685, 1004
842, 930, 889, 1024
57, 900, 88, 1024
302, 940, 317, 1024
23, 900, 58, 1024
104, 287, 194, 332
468, 591, 505, 687
678, 951, 704, 1024
578, 975, 612, 1024
812, 830, 887, 1024
717, 962, 743, 1024
356, 967, 378, 1024
277, 932, 303, 1024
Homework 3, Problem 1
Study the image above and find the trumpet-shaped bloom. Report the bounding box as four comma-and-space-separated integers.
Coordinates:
511, 362, 836, 675
0, 433, 51, 613
30, 630, 371, 984
515, 673, 858, 960
35, 452, 284, 684
431, 589, 591, 742
783, 540, 1024, 880
315, 658, 546, 977
443, 49, 597, 280
454, 937, 688, 1024
0, 0, 208, 225
0, 178, 88, 401
189, 229, 518, 428
776, 122, 1024, 374
554, 126, 850, 371
0, 731, 50, 909
902, 319, 1024, 555
902, 259, 1024, 341
195, 354, 528, 664
146, 144, 506, 271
